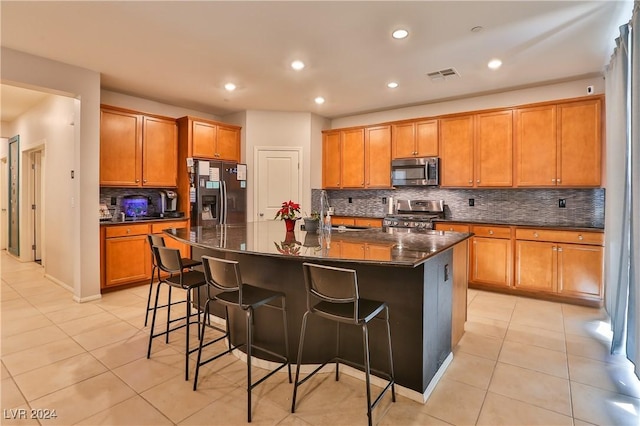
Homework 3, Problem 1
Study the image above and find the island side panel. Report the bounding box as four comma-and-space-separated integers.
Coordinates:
451, 240, 469, 347
422, 249, 453, 391
191, 245, 429, 393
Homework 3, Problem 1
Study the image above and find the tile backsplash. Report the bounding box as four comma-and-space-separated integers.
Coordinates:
312, 188, 605, 228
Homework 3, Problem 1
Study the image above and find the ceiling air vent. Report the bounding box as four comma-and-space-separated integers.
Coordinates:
427, 68, 460, 81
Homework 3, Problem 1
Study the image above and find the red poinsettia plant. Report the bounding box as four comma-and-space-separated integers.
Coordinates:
274, 200, 301, 220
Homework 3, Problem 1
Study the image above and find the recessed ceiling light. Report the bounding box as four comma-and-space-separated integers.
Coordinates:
314, 96, 325, 105
387, 82, 399, 89
392, 29, 408, 39
224, 82, 236, 91
488, 59, 502, 70
291, 60, 305, 71
471, 26, 484, 33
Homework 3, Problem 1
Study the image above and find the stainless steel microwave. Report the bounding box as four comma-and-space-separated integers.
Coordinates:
391, 157, 439, 186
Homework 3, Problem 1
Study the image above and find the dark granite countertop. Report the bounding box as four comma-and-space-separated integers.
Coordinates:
432, 219, 604, 232
100, 216, 188, 226
164, 221, 472, 267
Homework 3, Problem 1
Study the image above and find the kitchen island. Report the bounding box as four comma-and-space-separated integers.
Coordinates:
165, 221, 471, 400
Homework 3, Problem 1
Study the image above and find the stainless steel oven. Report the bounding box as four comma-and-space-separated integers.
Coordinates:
391, 157, 439, 186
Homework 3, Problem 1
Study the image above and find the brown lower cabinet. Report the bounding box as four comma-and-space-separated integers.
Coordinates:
331, 216, 383, 228
101, 220, 190, 290
434, 222, 603, 305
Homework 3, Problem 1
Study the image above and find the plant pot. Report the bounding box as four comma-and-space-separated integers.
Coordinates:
284, 218, 296, 232
303, 218, 319, 233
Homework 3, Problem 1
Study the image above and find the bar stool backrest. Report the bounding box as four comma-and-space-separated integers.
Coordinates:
302, 262, 360, 323
152, 245, 184, 276
148, 234, 165, 269
201, 255, 242, 300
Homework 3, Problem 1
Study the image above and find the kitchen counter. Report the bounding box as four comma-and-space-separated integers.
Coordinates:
166, 221, 471, 399
100, 216, 186, 226
165, 221, 471, 266
433, 218, 604, 232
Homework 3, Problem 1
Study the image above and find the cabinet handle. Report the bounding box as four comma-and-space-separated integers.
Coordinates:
552, 246, 557, 251
143, 179, 147, 183
468, 180, 473, 184
477, 180, 480, 183
557, 178, 561, 183
126, 228, 131, 234
534, 232, 539, 237
489, 230, 494, 235
135, 179, 140, 183
558, 247, 563, 252
551, 178, 556, 183
578, 235, 583, 240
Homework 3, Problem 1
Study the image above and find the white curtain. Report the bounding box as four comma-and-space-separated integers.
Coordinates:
605, 1, 640, 379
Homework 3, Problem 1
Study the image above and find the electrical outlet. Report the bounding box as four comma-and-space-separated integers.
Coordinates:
382, 197, 387, 204
110, 197, 117, 205
559, 199, 567, 208
469, 198, 475, 207
348, 197, 353, 203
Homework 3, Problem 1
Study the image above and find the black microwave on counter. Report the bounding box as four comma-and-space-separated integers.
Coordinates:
391, 157, 439, 186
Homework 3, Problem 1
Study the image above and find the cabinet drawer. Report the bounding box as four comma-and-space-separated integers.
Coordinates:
515, 228, 603, 245
354, 218, 383, 228
332, 217, 355, 226
471, 225, 512, 239
105, 224, 150, 238
435, 223, 470, 233
151, 221, 188, 233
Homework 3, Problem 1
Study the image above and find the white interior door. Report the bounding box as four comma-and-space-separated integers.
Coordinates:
256, 148, 301, 221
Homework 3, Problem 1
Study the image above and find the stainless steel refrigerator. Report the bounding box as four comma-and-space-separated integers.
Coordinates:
191, 160, 247, 226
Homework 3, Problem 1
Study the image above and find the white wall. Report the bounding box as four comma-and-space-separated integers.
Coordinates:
101, 90, 222, 120
331, 77, 605, 128
311, 114, 330, 189
8, 95, 75, 287
2, 47, 101, 301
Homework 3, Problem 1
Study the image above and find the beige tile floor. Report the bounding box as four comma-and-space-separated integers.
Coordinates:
1, 251, 640, 425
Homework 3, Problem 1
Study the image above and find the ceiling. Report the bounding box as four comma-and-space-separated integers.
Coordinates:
0, 1, 632, 121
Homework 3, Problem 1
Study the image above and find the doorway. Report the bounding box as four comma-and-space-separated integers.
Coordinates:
1, 157, 7, 251
8, 136, 19, 256
29, 149, 43, 263
256, 148, 301, 221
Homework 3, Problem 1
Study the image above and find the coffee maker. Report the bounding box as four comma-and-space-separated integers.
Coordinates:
159, 190, 180, 217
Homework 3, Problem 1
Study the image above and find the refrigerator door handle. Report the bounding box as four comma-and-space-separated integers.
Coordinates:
221, 180, 228, 224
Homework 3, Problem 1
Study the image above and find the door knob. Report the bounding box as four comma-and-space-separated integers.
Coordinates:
259, 213, 264, 217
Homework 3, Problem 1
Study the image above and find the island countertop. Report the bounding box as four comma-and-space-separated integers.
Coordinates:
164, 221, 472, 267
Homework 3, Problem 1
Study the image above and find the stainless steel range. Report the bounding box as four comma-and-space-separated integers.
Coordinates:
383, 199, 445, 230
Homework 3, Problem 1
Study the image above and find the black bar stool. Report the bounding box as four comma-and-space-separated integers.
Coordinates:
193, 255, 291, 423
144, 234, 202, 327
291, 262, 395, 426
147, 245, 207, 380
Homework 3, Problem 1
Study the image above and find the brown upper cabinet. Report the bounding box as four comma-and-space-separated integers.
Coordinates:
392, 119, 438, 159
100, 106, 177, 187
440, 111, 513, 188
322, 126, 391, 189
177, 116, 241, 162
515, 97, 602, 187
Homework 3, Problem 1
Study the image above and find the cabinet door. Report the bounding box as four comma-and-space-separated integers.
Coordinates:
416, 120, 438, 157
322, 132, 341, 188
100, 109, 142, 186
470, 237, 511, 287
391, 122, 416, 158
105, 235, 151, 287
558, 244, 603, 298
192, 120, 217, 159
365, 125, 391, 188
514, 240, 557, 292
557, 99, 602, 186
216, 125, 241, 162
440, 115, 474, 187
475, 110, 513, 187
341, 128, 366, 188
515, 105, 557, 186
142, 116, 178, 187
340, 242, 366, 260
